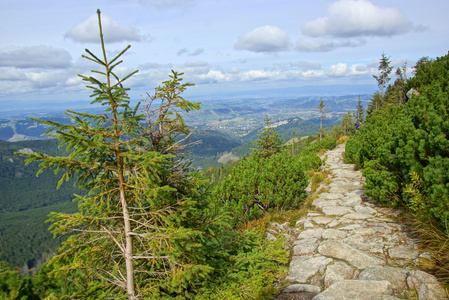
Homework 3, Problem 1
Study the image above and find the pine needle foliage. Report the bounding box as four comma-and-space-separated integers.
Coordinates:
253, 116, 284, 158
346, 51, 449, 233
13, 10, 292, 300
16, 10, 212, 299
0, 261, 39, 300
213, 151, 308, 225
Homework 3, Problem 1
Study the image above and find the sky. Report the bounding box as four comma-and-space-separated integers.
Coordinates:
1, 0, 448, 109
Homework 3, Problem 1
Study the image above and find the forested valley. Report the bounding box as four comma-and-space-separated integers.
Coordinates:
1, 10, 449, 300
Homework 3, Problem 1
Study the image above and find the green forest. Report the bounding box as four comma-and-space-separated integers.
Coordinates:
2, 9, 449, 300
0, 139, 80, 269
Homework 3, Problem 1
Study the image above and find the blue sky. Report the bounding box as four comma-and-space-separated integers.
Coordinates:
1, 0, 448, 107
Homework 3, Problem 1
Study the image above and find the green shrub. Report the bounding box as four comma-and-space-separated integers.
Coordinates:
345, 52, 449, 232
212, 151, 308, 225
194, 230, 288, 300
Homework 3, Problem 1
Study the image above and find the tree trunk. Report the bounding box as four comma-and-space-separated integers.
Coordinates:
119, 173, 136, 300
320, 117, 323, 141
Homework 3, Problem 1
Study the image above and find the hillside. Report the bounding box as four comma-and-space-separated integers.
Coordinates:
241, 117, 318, 143
0, 95, 369, 142
0, 140, 81, 270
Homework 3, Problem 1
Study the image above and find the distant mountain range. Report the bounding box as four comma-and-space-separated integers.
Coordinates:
0, 94, 371, 271
1, 85, 375, 118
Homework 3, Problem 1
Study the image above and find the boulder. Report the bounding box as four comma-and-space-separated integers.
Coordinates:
318, 240, 384, 269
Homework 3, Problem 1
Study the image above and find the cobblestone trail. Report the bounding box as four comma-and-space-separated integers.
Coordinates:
277, 143, 448, 300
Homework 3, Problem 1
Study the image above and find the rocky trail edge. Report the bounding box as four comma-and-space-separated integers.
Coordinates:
273, 142, 448, 300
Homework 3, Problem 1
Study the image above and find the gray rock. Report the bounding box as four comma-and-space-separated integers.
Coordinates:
283, 284, 321, 293
276, 293, 315, 300
407, 270, 449, 300
354, 205, 377, 215
342, 234, 365, 244
293, 238, 319, 256
324, 261, 356, 288
339, 196, 362, 207
284, 143, 448, 300
322, 229, 347, 240
303, 220, 315, 229
307, 212, 323, 217
328, 186, 347, 193
298, 228, 324, 239
322, 206, 354, 216
318, 240, 385, 269
265, 232, 276, 241
406, 88, 420, 100
296, 219, 307, 227
325, 220, 340, 228
279, 284, 322, 300
287, 255, 333, 283
358, 266, 408, 291
318, 193, 343, 200
312, 216, 334, 225
349, 242, 384, 255
353, 227, 376, 236
338, 224, 362, 231
17, 148, 34, 154
344, 212, 372, 220
312, 280, 393, 300
387, 245, 419, 260
313, 199, 342, 209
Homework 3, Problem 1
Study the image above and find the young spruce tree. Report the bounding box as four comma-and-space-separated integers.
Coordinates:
317, 98, 326, 140
18, 10, 209, 299
373, 52, 393, 100
254, 116, 283, 157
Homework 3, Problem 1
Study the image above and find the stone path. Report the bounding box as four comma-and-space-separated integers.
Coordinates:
276, 143, 448, 300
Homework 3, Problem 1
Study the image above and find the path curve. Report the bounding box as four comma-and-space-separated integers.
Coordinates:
277, 143, 448, 300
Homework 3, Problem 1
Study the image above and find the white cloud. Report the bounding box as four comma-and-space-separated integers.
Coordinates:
307, 62, 370, 78
0, 46, 72, 69
177, 48, 205, 56
66, 75, 83, 86
184, 60, 209, 68
139, 62, 162, 70
189, 48, 205, 56
228, 67, 240, 74
176, 61, 376, 85
177, 48, 189, 56
195, 70, 228, 83
25, 72, 63, 88
234, 26, 291, 53
288, 61, 322, 71
302, 0, 412, 38
295, 37, 366, 52
65, 14, 143, 43
0, 68, 26, 81
183, 60, 210, 74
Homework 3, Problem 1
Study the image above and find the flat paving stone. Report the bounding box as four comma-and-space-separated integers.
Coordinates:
282, 143, 449, 300
287, 255, 333, 283
312, 216, 334, 225
318, 240, 385, 269
321, 206, 354, 216
312, 280, 393, 300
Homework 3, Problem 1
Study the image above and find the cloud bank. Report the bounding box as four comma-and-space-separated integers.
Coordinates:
65, 14, 143, 43
302, 0, 412, 38
0, 46, 72, 69
296, 38, 366, 52
234, 25, 291, 53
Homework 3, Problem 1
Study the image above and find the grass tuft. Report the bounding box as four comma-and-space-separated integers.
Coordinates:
402, 213, 449, 290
